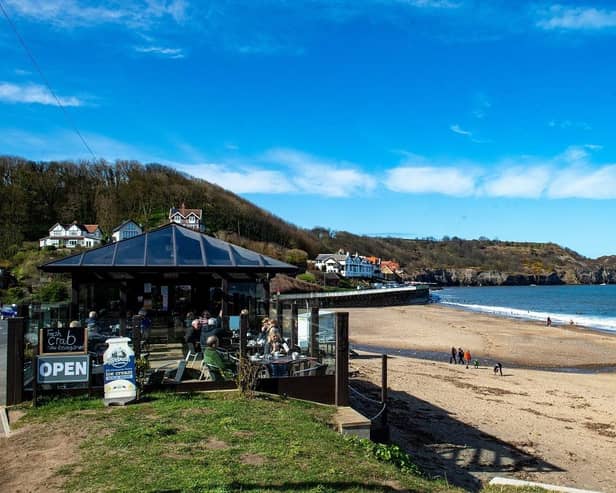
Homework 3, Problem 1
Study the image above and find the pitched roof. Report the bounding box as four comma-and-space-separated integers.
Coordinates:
112, 219, 141, 233
40, 223, 297, 274
83, 224, 100, 234
169, 203, 202, 219
315, 253, 347, 262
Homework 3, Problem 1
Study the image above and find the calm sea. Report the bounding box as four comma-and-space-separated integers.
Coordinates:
433, 285, 616, 334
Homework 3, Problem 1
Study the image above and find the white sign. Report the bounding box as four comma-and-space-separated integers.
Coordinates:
37, 355, 90, 383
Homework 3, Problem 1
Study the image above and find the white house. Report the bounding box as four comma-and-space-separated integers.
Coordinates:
39, 222, 103, 249
168, 203, 203, 231
111, 220, 143, 242
314, 250, 377, 278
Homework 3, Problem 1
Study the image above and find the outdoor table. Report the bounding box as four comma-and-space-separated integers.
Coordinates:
249, 354, 317, 377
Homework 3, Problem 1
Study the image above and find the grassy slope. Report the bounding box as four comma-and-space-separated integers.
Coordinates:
15, 393, 548, 493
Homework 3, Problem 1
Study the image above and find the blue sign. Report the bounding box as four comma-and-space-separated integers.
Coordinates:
103, 350, 136, 387
38, 355, 90, 383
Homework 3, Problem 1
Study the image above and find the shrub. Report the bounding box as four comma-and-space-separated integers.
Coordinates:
297, 272, 316, 283
34, 280, 69, 302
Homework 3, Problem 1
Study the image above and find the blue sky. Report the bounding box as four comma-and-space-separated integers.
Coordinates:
2, 1, 616, 258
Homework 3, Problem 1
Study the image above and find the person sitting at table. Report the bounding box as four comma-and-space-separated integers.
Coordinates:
264, 328, 289, 356
203, 335, 235, 381
184, 319, 201, 356
256, 318, 270, 345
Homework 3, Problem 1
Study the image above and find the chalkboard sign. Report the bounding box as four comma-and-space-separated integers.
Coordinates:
39, 327, 87, 354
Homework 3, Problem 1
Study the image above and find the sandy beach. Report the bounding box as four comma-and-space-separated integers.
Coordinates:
345, 305, 616, 492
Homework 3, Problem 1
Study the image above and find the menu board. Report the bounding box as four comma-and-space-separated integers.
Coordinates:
39, 327, 87, 354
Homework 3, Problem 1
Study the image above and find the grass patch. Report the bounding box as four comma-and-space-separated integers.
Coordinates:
16, 392, 546, 492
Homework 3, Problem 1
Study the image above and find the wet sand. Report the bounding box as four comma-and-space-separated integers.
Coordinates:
344, 305, 616, 492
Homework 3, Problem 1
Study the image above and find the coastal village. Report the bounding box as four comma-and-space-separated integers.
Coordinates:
3, 2, 616, 492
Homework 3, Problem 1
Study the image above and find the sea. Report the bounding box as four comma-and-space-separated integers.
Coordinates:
432, 284, 616, 334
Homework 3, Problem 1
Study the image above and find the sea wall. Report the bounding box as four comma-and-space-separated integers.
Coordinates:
276, 286, 430, 308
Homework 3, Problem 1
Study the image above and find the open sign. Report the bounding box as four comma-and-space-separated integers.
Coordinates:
37, 355, 90, 383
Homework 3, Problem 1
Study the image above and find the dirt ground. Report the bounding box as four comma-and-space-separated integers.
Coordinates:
0, 409, 82, 493
346, 305, 616, 492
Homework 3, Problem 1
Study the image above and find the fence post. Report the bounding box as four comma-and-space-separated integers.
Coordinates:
310, 306, 319, 358
381, 354, 389, 440
0, 318, 24, 406
290, 302, 298, 349
276, 296, 283, 333
239, 311, 248, 360
335, 312, 349, 406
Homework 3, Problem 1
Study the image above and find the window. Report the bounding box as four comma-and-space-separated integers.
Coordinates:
189, 215, 196, 223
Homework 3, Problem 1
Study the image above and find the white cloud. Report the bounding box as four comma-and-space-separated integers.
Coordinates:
3, 0, 187, 29
481, 165, 551, 198
262, 148, 377, 197
397, 0, 461, 8
536, 5, 616, 30
384, 145, 616, 200
385, 163, 477, 196
134, 46, 185, 58
0, 81, 83, 106
548, 119, 591, 131
177, 164, 295, 194
450, 124, 472, 136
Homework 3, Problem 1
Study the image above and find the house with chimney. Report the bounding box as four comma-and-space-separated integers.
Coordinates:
169, 203, 204, 232
39, 222, 103, 249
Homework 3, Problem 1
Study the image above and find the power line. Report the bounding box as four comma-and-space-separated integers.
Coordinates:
0, 0, 97, 160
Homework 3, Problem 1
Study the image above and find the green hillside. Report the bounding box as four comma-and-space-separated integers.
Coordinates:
2, 156, 615, 291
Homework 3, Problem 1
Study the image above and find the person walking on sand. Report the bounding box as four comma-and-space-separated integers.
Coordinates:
493, 362, 503, 376
546, 316, 552, 327
458, 347, 464, 365
450, 346, 457, 364
464, 349, 472, 369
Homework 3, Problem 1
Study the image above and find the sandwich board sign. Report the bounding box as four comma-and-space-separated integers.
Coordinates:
37, 355, 90, 384
39, 327, 87, 354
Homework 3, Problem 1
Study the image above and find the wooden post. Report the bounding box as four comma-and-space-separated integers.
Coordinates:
221, 278, 229, 319
119, 281, 127, 337
290, 302, 298, 349
70, 277, 79, 321
0, 318, 24, 406
263, 275, 270, 318
335, 312, 349, 407
276, 296, 283, 333
239, 312, 248, 360
310, 306, 319, 358
381, 353, 389, 437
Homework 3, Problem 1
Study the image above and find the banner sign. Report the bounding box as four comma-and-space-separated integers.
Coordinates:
39, 327, 87, 354
103, 338, 137, 404
37, 355, 90, 384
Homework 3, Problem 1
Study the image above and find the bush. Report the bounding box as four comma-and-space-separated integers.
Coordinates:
297, 272, 316, 283
1, 286, 29, 304
34, 280, 69, 302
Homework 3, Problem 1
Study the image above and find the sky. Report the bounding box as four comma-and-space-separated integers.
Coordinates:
2, 1, 616, 258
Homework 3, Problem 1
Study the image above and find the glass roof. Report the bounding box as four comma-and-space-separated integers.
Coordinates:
41, 223, 297, 273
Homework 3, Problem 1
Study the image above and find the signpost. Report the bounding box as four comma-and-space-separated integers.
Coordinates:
37, 355, 90, 384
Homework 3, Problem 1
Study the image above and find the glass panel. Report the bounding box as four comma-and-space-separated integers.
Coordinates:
203, 237, 232, 266
230, 245, 262, 266
146, 227, 174, 265
49, 254, 82, 266
82, 244, 115, 265
262, 256, 293, 268
115, 234, 146, 265
175, 227, 204, 265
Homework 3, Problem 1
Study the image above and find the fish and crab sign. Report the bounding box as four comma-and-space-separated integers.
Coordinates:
37, 355, 90, 384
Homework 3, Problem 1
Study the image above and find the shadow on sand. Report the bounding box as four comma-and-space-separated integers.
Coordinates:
349, 377, 563, 492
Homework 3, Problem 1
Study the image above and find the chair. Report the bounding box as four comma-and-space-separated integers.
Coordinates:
292, 363, 327, 377
185, 350, 203, 369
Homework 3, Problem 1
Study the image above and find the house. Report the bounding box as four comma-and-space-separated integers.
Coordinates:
169, 203, 204, 231
39, 222, 103, 249
112, 220, 143, 242
380, 260, 402, 281
314, 250, 377, 278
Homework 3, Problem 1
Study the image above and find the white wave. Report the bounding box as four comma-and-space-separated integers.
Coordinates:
440, 301, 616, 333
